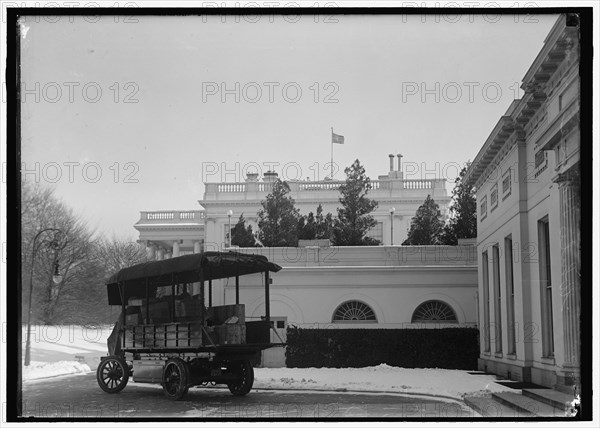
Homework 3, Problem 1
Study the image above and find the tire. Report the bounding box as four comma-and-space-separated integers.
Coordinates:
96, 356, 129, 393
227, 360, 254, 396
162, 358, 190, 400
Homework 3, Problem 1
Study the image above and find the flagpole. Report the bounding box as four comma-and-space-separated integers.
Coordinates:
330, 127, 334, 180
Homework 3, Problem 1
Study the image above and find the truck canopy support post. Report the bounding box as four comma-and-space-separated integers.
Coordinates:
235, 275, 239, 304
208, 279, 212, 307
171, 274, 175, 323
120, 283, 126, 349
264, 270, 270, 324
145, 279, 149, 324
199, 273, 205, 342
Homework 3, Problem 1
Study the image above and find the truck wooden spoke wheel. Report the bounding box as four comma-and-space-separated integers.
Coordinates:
162, 358, 190, 400
227, 360, 254, 396
96, 356, 129, 393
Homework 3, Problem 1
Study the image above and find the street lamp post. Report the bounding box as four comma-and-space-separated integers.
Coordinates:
25, 228, 66, 366
390, 207, 395, 245
227, 210, 233, 248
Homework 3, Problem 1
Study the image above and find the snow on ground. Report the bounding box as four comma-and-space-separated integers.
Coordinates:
23, 360, 91, 381
21, 325, 112, 362
22, 325, 112, 380
21, 325, 513, 400
21, 325, 113, 355
252, 364, 512, 400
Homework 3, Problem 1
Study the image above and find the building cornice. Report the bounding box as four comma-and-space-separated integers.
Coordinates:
464, 115, 516, 188
134, 224, 204, 231
279, 265, 476, 272
464, 14, 577, 190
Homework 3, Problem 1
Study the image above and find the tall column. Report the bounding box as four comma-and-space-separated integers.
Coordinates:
558, 171, 581, 367
192, 241, 202, 296
147, 242, 156, 260
157, 247, 165, 261
172, 241, 180, 258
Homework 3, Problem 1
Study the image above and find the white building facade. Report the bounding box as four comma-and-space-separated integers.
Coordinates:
135, 154, 451, 257
464, 15, 580, 391
132, 154, 470, 358
218, 245, 477, 329
199, 154, 449, 249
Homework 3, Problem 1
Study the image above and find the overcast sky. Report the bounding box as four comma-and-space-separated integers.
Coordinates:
20, 12, 558, 239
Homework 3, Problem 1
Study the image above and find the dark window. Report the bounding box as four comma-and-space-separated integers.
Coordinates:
482, 251, 491, 352
535, 150, 546, 168
492, 245, 502, 353
333, 301, 377, 322
491, 184, 498, 209
502, 169, 512, 199
559, 93, 563, 111
505, 236, 516, 355
538, 217, 554, 357
480, 196, 488, 221
411, 300, 457, 323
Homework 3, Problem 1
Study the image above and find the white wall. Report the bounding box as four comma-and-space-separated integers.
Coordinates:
206, 246, 477, 329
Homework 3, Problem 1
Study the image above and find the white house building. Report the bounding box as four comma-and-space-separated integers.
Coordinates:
199, 154, 449, 249
463, 14, 580, 391
133, 154, 468, 366
134, 153, 451, 257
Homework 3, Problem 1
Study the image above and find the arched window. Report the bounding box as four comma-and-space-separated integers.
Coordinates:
333, 301, 377, 323
411, 300, 458, 323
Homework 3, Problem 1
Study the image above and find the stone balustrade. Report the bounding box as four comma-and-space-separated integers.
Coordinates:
202, 244, 477, 267
138, 210, 205, 224
204, 178, 446, 200
402, 179, 434, 189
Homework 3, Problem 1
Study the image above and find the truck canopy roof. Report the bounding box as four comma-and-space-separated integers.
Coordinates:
106, 251, 282, 306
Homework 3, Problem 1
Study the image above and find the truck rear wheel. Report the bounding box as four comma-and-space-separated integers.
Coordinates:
227, 360, 254, 396
162, 358, 190, 400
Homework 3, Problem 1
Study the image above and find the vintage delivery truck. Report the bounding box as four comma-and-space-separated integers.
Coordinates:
96, 251, 283, 400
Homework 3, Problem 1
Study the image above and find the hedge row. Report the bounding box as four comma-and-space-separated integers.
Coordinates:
285, 327, 479, 370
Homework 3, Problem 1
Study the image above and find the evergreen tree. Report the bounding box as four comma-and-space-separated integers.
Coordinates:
314, 204, 335, 240
297, 211, 317, 240
333, 159, 380, 246
231, 214, 257, 247
402, 195, 445, 245
298, 204, 335, 241
440, 164, 477, 245
257, 179, 300, 246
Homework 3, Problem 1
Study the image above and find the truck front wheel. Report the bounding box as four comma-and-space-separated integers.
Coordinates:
227, 360, 254, 396
97, 356, 129, 393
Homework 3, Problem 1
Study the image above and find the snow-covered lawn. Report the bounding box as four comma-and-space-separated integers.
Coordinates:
22, 325, 112, 380
23, 360, 91, 381
21, 325, 112, 356
21, 325, 512, 400
253, 365, 512, 400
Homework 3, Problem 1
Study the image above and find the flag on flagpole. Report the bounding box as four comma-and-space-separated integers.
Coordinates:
332, 132, 345, 144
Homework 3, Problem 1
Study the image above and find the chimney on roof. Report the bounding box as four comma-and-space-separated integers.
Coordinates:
397, 154, 403, 172
389, 154, 394, 172
245, 172, 259, 182
263, 170, 278, 182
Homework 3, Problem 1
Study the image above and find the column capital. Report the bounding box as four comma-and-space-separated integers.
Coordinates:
555, 167, 579, 185
172, 241, 180, 258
